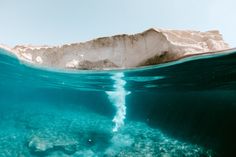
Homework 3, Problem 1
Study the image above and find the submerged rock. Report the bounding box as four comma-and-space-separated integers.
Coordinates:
27, 131, 78, 156
0, 28, 229, 70
28, 136, 53, 153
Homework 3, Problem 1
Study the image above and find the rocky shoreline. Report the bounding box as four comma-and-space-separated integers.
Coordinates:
0, 28, 229, 70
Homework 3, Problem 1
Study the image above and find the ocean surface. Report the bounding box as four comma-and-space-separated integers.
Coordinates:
0, 48, 236, 157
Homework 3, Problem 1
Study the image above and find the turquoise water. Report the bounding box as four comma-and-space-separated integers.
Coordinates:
0, 48, 236, 157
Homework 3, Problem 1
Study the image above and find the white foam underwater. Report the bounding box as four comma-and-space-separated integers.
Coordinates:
106, 72, 131, 132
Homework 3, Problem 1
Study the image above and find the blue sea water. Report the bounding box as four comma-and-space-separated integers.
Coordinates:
0, 48, 236, 157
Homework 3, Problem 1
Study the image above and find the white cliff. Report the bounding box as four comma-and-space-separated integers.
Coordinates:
0, 28, 230, 70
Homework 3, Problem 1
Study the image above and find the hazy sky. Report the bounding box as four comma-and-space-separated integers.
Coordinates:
0, 0, 235, 47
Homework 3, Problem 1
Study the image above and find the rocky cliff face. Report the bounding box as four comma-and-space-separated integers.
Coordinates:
0, 28, 230, 70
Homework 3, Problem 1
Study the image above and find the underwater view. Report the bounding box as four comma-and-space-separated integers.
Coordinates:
0, 48, 236, 157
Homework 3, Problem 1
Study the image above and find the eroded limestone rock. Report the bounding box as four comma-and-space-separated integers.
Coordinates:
0, 28, 230, 70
